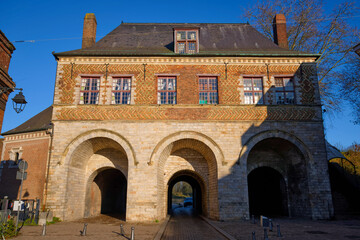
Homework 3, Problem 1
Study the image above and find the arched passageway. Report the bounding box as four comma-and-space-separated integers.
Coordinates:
248, 167, 288, 217
246, 137, 311, 217
85, 168, 127, 219
167, 173, 203, 214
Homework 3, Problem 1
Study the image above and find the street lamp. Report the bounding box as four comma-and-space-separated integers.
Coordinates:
0, 87, 27, 113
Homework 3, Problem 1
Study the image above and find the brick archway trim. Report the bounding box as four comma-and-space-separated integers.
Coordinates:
148, 131, 225, 166
61, 129, 137, 166
238, 129, 313, 168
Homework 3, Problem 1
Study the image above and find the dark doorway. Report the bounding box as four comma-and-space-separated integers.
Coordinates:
87, 168, 127, 218
248, 167, 288, 217
168, 174, 202, 215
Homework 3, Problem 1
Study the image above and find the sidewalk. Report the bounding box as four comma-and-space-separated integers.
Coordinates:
210, 217, 360, 240
14, 215, 162, 240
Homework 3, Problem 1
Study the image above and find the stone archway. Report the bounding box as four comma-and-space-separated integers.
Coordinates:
167, 170, 206, 215
85, 168, 127, 219
248, 167, 288, 217
62, 132, 130, 220
153, 132, 221, 220
246, 137, 311, 217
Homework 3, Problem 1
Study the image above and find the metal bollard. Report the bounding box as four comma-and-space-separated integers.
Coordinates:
120, 224, 125, 235
80, 223, 88, 236
277, 224, 283, 237
130, 227, 135, 240
41, 224, 46, 236
269, 219, 273, 232
264, 228, 269, 240
251, 214, 255, 224
252, 231, 256, 240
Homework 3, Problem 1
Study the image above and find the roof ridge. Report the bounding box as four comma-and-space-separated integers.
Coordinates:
121, 23, 250, 25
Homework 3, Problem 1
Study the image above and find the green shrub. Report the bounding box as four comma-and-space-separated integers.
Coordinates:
47, 217, 61, 225
0, 218, 17, 238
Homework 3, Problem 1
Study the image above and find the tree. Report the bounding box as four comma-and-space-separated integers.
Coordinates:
338, 53, 360, 124
242, 0, 360, 113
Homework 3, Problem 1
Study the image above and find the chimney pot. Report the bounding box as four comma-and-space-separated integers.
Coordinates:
82, 13, 97, 49
273, 14, 288, 49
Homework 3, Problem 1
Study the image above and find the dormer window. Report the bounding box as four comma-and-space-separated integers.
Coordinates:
174, 29, 199, 54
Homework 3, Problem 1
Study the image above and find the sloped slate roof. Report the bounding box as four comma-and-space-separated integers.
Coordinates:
2, 106, 52, 136
54, 23, 319, 57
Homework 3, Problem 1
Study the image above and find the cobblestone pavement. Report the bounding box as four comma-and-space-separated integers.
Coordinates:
14, 214, 161, 240
161, 207, 227, 240
211, 217, 360, 240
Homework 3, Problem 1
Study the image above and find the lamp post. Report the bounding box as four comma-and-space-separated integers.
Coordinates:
0, 87, 27, 113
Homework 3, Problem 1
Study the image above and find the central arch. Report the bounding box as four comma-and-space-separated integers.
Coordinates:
167, 170, 205, 214
154, 132, 220, 220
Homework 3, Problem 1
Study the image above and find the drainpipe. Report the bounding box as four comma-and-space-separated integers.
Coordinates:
43, 122, 54, 210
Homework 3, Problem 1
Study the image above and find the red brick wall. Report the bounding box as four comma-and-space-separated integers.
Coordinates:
0, 133, 50, 202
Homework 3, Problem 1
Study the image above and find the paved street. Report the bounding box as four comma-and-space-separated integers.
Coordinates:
161, 207, 227, 240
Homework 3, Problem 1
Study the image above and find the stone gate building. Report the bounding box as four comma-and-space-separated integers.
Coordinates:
2, 13, 334, 222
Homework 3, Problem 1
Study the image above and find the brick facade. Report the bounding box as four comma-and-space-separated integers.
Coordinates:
0, 131, 51, 201
0, 30, 16, 132
43, 54, 334, 222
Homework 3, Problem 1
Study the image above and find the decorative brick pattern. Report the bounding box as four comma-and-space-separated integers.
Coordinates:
57, 63, 313, 106
299, 64, 316, 104
54, 105, 317, 121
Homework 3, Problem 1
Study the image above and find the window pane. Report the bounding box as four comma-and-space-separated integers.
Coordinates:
178, 42, 185, 54
209, 78, 218, 90
90, 92, 98, 104
177, 31, 186, 40
187, 31, 196, 40
254, 92, 263, 104
209, 92, 218, 104
276, 92, 285, 104
123, 78, 130, 90
199, 92, 208, 104
244, 92, 253, 104
199, 78, 207, 91
123, 92, 130, 104
168, 78, 175, 90
114, 92, 121, 104
161, 79, 167, 90
188, 42, 196, 54
253, 78, 263, 90
275, 78, 283, 87
91, 79, 98, 91
244, 79, 252, 91
284, 78, 294, 91
160, 92, 167, 104
285, 92, 294, 104
83, 92, 90, 104
84, 79, 91, 90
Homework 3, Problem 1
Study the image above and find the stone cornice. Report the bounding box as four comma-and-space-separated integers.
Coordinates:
57, 56, 317, 65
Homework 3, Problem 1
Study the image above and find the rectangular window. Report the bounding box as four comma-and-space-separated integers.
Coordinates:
175, 29, 198, 54
243, 77, 264, 104
80, 77, 100, 104
112, 77, 131, 104
199, 77, 218, 104
158, 77, 177, 104
275, 77, 295, 104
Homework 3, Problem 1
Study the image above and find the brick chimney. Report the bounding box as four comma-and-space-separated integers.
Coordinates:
82, 13, 97, 49
273, 14, 288, 49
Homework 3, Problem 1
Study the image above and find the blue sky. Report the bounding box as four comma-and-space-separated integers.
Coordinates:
1, 0, 359, 148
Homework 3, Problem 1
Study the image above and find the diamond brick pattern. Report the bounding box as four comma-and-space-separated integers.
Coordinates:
299, 64, 316, 104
